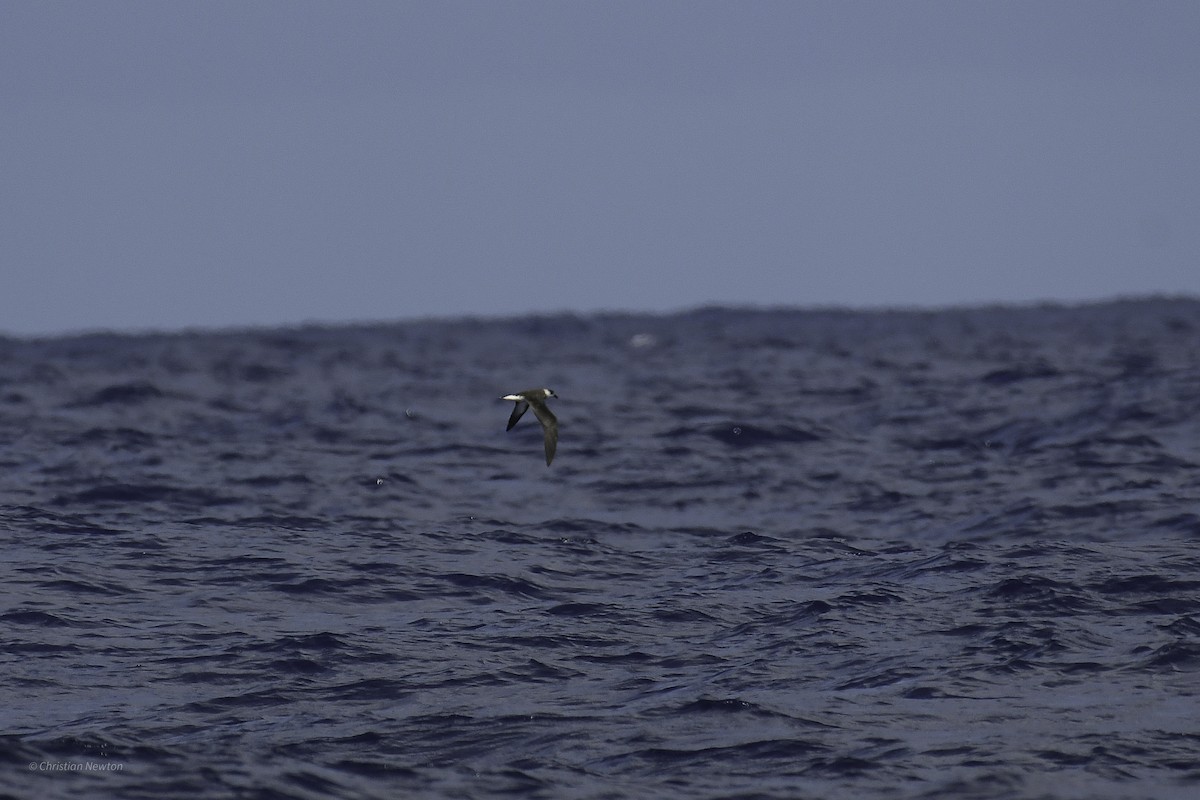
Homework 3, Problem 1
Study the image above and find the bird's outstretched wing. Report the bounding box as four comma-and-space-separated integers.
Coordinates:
530, 402, 558, 466
506, 401, 529, 431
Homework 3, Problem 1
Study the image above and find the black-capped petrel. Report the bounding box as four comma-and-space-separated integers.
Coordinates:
501, 388, 558, 466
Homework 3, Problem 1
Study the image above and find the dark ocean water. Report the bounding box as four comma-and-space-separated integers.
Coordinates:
2, 299, 1200, 800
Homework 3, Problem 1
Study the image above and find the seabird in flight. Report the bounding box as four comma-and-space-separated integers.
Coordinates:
501, 388, 558, 466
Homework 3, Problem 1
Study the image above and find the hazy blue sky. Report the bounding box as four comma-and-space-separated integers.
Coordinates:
3, 1, 1198, 335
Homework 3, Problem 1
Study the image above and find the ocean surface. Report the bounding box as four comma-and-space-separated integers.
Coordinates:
2, 298, 1199, 800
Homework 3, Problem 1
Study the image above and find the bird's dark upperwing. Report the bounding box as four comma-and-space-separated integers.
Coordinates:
530, 402, 558, 466
506, 401, 529, 431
